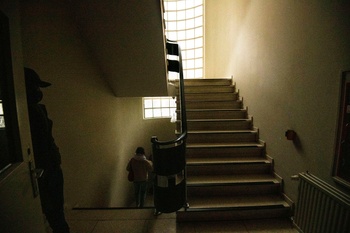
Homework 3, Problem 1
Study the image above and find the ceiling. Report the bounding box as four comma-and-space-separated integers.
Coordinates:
66, 0, 168, 97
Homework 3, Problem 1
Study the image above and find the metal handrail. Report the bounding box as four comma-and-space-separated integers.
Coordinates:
151, 39, 188, 213
151, 40, 187, 145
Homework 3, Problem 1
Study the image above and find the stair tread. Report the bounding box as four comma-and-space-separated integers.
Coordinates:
185, 118, 250, 122
187, 157, 269, 165
186, 99, 242, 102
184, 109, 246, 112
184, 82, 233, 85
187, 174, 279, 185
184, 78, 232, 80
184, 82, 235, 84
187, 130, 257, 134
185, 88, 236, 91
187, 142, 264, 148
187, 194, 289, 209
185, 91, 236, 94
184, 84, 232, 87
184, 78, 231, 80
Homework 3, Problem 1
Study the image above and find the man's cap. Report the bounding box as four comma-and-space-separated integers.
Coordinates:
24, 67, 51, 88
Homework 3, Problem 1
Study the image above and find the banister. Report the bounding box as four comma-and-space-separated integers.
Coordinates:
151, 39, 188, 213
151, 39, 187, 146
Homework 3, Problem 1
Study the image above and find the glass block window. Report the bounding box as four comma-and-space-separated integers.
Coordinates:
0, 100, 4, 128
164, 0, 204, 79
143, 97, 177, 119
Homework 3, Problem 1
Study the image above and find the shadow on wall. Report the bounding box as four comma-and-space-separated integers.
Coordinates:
293, 135, 303, 153
89, 168, 155, 208
285, 129, 303, 152
92, 175, 115, 207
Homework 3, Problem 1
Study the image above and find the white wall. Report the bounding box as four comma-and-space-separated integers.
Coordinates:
205, 0, 350, 201
20, 0, 175, 208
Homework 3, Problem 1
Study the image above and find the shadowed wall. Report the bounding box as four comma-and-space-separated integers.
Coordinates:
20, 0, 174, 208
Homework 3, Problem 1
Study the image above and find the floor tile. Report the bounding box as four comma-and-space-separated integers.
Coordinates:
63, 209, 299, 233
244, 218, 297, 233
194, 221, 247, 233
67, 208, 173, 221
68, 220, 97, 233
145, 219, 177, 233
92, 219, 146, 233
176, 222, 197, 233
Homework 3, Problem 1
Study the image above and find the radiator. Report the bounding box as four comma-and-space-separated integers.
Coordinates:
293, 172, 350, 233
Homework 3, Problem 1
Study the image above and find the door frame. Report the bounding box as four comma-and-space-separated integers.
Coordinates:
333, 71, 350, 189
0, 4, 46, 233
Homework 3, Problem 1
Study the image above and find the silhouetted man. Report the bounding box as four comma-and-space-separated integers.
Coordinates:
25, 67, 70, 233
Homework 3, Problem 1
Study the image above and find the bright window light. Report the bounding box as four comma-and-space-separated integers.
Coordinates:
143, 97, 177, 119
0, 101, 5, 128
164, 0, 204, 79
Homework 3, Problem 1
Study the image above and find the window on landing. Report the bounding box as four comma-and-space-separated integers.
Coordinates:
143, 97, 177, 119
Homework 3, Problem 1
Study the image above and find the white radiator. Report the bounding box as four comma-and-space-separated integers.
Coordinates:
294, 172, 350, 233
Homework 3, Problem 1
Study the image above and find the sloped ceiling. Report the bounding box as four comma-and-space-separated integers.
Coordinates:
67, 0, 168, 97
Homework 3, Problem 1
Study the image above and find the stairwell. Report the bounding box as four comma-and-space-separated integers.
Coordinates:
175, 78, 293, 222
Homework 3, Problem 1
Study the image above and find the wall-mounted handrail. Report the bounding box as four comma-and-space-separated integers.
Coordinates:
151, 39, 187, 145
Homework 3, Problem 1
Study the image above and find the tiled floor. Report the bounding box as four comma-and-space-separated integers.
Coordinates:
61, 208, 298, 233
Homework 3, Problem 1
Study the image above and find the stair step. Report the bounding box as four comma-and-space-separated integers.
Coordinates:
185, 130, 259, 143
186, 157, 268, 165
187, 174, 279, 186
184, 78, 232, 86
181, 119, 252, 131
186, 143, 265, 158
177, 207, 291, 222
184, 86, 235, 94
180, 109, 248, 119
187, 177, 281, 197
187, 194, 289, 209
184, 92, 238, 101
186, 142, 264, 147
186, 162, 272, 176
177, 195, 291, 222
185, 100, 243, 109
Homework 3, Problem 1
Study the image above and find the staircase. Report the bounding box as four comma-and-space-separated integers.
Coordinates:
175, 78, 293, 222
